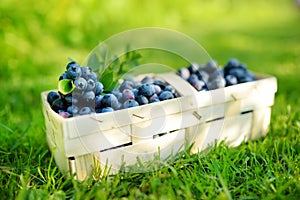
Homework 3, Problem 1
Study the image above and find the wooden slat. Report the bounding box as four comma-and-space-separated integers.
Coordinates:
189, 112, 252, 153
97, 129, 185, 173
218, 112, 252, 147
64, 126, 131, 157
250, 107, 272, 140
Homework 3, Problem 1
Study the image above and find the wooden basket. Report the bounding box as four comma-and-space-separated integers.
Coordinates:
41, 72, 277, 180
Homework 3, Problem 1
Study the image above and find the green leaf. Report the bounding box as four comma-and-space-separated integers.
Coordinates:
100, 70, 117, 91
58, 79, 75, 95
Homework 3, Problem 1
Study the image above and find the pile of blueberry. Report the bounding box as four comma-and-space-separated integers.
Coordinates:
47, 61, 179, 118
177, 58, 255, 91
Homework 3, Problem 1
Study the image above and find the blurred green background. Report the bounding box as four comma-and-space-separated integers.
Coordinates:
0, 0, 300, 198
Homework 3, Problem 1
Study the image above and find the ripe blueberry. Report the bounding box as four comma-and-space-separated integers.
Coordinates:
47, 91, 60, 106
159, 91, 174, 101
138, 84, 155, 98
79, 107, 92, 115
123, 100, 139, 108
74, 77, 87, 90
136, 95, 149, 105
86, 79, 95, 91
67, 64, 81, 80
101, 107, 114, 113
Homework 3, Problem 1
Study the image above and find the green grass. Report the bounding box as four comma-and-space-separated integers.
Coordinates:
1, 0, 300, 199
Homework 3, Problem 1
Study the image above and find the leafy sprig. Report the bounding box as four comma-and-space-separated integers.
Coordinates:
86, 45, 142, 92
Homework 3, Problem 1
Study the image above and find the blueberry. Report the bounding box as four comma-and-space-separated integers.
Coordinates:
224, 58, 240, 76
83, 91, 95, 102
119, 80, 134, 91
207, 77, 226, 90
67, 105, 79, 115
188, 63, 199, 74
59, 73, 68, 80
188, 74, 199, 84
86, 79, 95, 91
149, 93, 158, 101
79, 107, 92, 115
101, 94, 120, 109
136, 95, 149, 105
74, 77, 87, 90
159, 91, 174, 101
51, 98, 66, 112
95, 95, 103, 109
153, 85, 162, 94
122, 89, 135, 102
163, 85, 176, 94
101, 107, 114, 113
70, 92, 80, 104
66, 63, 81, 80
95, 82, 104, 95
141, 76, 154, 84
197, 70, 209, 83
225, 75, 238, 86
238, 72, 255, 83
203, 60, 218, 74
89, 72, 98, 81
59, 111, 72, 118
190, 79, 206, 91
208, 70, 223, 82
138, 84, 155, 98
123, 100, 139, 109
227, 67, 246, 79
149, 98, 160, 103
62, 93, 73, 105
153, 80, 168, 90
177, 68, 190, 80
81, 66, 92, 80
111, 90, 123, 101
95, 108, 102, 113
226, 58, 240, 68
132, 88, 139, 98
133, 81, 142, 89
47, 91, 60, 106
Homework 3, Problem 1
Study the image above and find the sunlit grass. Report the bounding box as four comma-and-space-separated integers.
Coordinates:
0, 0, 300, 199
